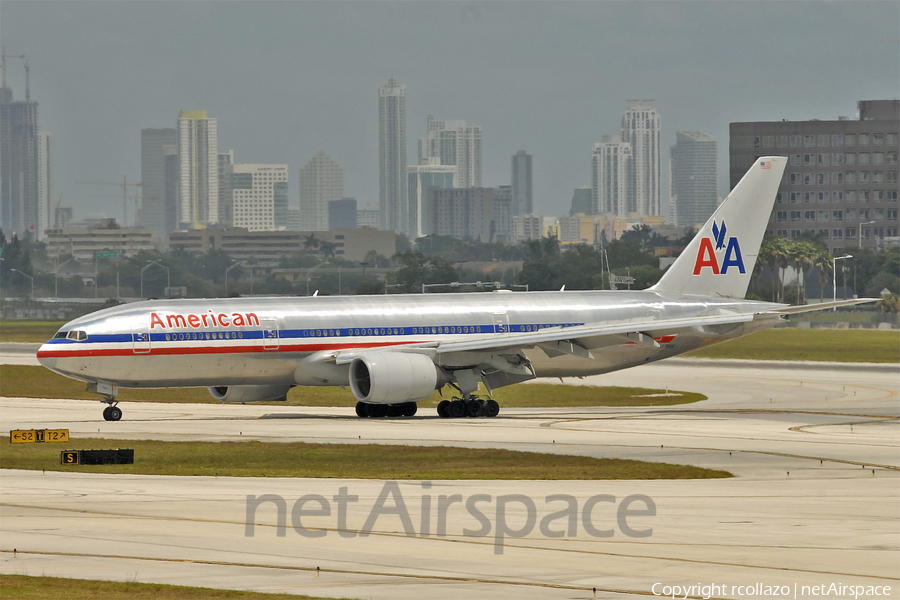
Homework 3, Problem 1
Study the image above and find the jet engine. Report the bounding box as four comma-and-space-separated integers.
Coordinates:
349, 352, 440, 404
208, 385, 292, 403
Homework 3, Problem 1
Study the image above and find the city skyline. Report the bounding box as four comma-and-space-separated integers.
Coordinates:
1, 2, 897, 226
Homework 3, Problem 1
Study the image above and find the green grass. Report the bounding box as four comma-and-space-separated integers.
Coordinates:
0, 319, 66, 343
0, 365, 705, 407
0, 574, 350, 600
687, 328, 899, 363
0, 437, 731, 480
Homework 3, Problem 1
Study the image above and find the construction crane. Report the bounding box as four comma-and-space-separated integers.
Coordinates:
1, 48, 29, 100
77, 177, 142, 227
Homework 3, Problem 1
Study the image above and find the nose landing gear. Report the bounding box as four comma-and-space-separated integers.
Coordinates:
101, 397, 122, 421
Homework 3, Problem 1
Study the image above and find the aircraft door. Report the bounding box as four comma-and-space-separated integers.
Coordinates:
261, 318, 279, 350
132, 325, 151, 354
492, 313, 510, 335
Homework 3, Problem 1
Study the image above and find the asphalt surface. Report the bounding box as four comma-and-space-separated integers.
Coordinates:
1, 356, 898, 599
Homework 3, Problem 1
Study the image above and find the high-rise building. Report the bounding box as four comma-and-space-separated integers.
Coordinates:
177, 110, 219, 228
36, 131, 54, 240
141, 128, 177, 239
163, 145, 179, 237
1, 83, 39, 236
231, 164, 289, 232
329, 198, 357, 230
418, 119, 482, 188
730, 99, 899, 252
570, 186, 592, 216
218, 151, 234, 227
511, 150, 533, 216
427, 186, 513, 243
592, 135, 632, 218
407, 160, 456, 239
670, 131, 717, 227
299, 152, 344, 231
379, 78, 407, 233
621, 100, 661, 217
357, 203, 380, 229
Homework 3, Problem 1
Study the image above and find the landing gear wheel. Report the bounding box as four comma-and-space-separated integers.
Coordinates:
387, 404, 403, 418
107, 406, 123, 421
483, 399, 500, 418
437, 400, 450, 418
402, 402, 418, 417
102, 406, 112, 421
355, 402, 369, 418
370, 404, 387, 418
465, 400, 481, 418
449, 401, 466, 418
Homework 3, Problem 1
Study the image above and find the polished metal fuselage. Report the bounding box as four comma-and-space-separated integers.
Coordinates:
37, 290, 781, 389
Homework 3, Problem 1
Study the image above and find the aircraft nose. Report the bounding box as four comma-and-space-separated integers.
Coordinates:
36, 343, 58, 370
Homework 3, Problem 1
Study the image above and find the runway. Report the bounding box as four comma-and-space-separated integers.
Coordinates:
1, 359, 898, 599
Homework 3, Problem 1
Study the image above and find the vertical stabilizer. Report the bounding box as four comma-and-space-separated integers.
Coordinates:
651, 155, 787, 298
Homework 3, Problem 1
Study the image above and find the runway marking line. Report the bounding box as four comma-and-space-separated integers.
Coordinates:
2, 505, 897, 581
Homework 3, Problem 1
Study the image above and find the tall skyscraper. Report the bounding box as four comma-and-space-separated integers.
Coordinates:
163, 145, 179, 236
418, 118, 482, 188
218, 150, 234, 227
36, 130, 53, 240
511, 150, 533, 216
379, 78, 407, 233
299, 152, 344, 232
407, 159, 456, 239
141, 128, 177, 239
621, 100, 661, 217
1, 83, 39, 236
670, 131, 717, 227
428, 186, 512, 242
592, 135, 632, 218
231, 164, 288, 232
177, 110, 219, 228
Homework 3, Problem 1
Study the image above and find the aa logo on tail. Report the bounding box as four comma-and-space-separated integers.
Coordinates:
693, 220, 745, 275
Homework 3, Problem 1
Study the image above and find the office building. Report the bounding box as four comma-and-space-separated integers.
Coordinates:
231, 164, 289, 232
169, 226, 396, 264
730, 99, 899, 252
140, 128, 177, 239
177, 110, 218, 228
379, 78, 407, 233
511, 150, 533, 216
418, 119, 482, 188
357, 203, 380, 229
36, 130, 54, 240
1, 83, 39, 236
407, 160, 456, 239
428, 186, 512, 243
218, 151, 234, 227
299, 152, 344, 231
592, 135, 632, 218
45, 218, 155, 261
329, 197, 357, 230
570, 187, 592, 216
621, 100, 662, 217
287, 208, 300, 231
670, 131, 718, 227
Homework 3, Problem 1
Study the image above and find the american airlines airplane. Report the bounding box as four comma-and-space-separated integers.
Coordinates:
37, 156, 869, 421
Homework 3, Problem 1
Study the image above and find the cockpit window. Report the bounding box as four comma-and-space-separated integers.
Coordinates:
54, 331, 68, 339
66, 330, 88, 341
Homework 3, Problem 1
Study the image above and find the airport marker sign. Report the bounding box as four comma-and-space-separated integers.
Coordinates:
10, 429, 70, 444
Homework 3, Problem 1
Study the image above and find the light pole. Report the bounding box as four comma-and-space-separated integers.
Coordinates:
54, 258, 75, 299
224, 261, 246, 297
858, 220, 876, 249
10, 268, 34, 298
833, 254, 852, 308
306, 261, 332, 296
141, 260, 170, 300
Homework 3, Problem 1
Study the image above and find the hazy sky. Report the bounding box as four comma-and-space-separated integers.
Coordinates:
2, 1, 898, 225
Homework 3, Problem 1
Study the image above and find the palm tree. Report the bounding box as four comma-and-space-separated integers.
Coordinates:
813, 249, 834, 303
318, 240, 336, 258
791, 241, 819, 305
768, 237, 792, 303
303, 234, 319, 252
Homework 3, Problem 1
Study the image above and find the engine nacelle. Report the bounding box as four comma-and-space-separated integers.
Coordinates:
208, 385, 292, 403
349, 352, 439, 404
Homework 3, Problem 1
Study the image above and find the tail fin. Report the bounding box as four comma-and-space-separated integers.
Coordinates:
651, 155, 787, 298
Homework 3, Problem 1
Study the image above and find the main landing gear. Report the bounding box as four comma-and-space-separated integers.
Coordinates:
437, 395, 500, 419
355, 401, 418, 418
101, 398, 122, 421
